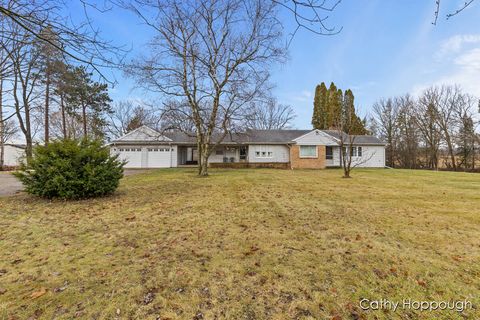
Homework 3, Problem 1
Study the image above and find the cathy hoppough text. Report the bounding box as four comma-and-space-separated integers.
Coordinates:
359, 298, 473, 312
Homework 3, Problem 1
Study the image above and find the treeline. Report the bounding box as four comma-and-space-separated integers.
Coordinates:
370, 85, 479, 171
312, 82, 367, 134
0, 27, 111, 159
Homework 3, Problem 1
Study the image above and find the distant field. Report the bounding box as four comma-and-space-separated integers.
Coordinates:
0, 168, 479, 319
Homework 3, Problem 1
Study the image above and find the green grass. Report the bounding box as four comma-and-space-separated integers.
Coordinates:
0, 168, 479, 319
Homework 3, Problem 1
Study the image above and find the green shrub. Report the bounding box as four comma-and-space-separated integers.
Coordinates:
14, 139, 125, 200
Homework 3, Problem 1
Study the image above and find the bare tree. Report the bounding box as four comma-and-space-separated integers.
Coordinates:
107, 100, 160, 139
372, 97, 399, 167
3, 18, 43, 159
416, 88, 443, 169
333, 98, 374, 178
0, 0, 126, 81
124, 0, 286, 176
395, 95, 419, 169
244, 98, 296, 130
432, 0, 476, 25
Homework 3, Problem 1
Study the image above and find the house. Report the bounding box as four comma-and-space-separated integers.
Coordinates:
110, 126, 386, 169
1, 144, 26, 168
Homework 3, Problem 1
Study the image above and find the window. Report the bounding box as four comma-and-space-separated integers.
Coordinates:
351, 147, 357, 157
137, 148, 141, 152
326, 146, 333, 160
255, 148, 273, 158
299, 145, 317, 158
216, 148, 224, 156
349, 146, 362, 157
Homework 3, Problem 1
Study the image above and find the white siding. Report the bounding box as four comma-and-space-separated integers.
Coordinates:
326, 146, 341, 167
351, 145, 385, 167
294, 130, 338, 145
209, 147, 239, 163
2, 145, 25, 166
325, 145, 385, 168
248, 145, 289, 163
170, 146, 178, 167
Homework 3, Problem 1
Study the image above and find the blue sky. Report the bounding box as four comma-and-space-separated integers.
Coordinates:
80, 0, 480, 129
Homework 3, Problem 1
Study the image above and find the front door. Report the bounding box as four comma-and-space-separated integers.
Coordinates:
239, 146, 247, 162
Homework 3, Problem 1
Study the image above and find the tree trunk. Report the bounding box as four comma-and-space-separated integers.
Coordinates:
0, 76, 4, 169
44, 68, 50, 144
60, 94, 67, 139
198, 142, 209, 176
445, 133, 456, 170
82, 103, 87, 138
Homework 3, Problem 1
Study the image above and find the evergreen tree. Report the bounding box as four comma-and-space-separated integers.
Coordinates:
64, 66, 112, 139
311, 82, 368, 134
326, 82, 340, 128
312, 82, 327, 129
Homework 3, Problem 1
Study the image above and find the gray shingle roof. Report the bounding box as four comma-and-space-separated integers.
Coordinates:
323, 130, 385, 145
113, 126, 385, 146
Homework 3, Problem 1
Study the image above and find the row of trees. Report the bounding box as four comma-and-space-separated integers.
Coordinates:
371, 85, 479, 170
312, 82, 367, 134
0, 0, 117, 166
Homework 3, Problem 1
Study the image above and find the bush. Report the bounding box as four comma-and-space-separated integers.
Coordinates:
14, 139, 125, 200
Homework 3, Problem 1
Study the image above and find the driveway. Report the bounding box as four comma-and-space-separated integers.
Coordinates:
0, 169, 151, 197
0, 172, 23, 197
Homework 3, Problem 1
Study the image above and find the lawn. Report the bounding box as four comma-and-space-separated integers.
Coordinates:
0, 168, 479, 319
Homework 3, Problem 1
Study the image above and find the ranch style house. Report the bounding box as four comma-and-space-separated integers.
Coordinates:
110, 126, 386, 169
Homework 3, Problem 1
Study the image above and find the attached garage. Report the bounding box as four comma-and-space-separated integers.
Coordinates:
113, 146, 175, 168
110, 126, 178, 168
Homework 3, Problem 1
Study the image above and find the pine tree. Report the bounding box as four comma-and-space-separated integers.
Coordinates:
312, 82, 328, 129
326, 83, 339, 128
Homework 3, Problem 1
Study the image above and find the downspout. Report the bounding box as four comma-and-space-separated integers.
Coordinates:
287, 143, 293, 170
169, 142, 173, 168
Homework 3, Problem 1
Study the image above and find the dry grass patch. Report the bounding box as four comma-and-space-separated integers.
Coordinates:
0, 168, 479, 319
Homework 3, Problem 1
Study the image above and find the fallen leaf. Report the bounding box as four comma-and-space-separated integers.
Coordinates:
31, 288, 47, 299
417, 279, 427, 287
373, 268, 387, 279
0, 288, 6, 295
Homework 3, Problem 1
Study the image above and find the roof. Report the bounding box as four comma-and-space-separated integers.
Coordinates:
112, 126, 385, 146
4, 144, 26, 149
243, 129, 311, 143
323, 130, 386, 145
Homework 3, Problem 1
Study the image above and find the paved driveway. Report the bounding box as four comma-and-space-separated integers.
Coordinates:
0, 169, 151, 197
0, 172, 23, 197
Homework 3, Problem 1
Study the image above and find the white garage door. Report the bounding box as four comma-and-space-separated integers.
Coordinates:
115, 146, 172, 168
117, 147, 143, 168
146, 147, 171, 168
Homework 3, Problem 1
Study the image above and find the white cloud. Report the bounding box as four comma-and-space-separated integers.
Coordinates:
437, 34, 480, 58
413, 35, 480, 97
290, 90, 312, 103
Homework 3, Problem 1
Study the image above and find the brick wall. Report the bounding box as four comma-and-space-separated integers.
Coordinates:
290, 145, 326, 169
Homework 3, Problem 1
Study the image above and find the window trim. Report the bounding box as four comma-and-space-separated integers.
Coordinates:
299, 145, 318, 158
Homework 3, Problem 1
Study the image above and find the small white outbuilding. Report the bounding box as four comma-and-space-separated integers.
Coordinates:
1, 144, 26, 167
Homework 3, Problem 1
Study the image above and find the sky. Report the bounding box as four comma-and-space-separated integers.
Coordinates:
75, 0, 480, 129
